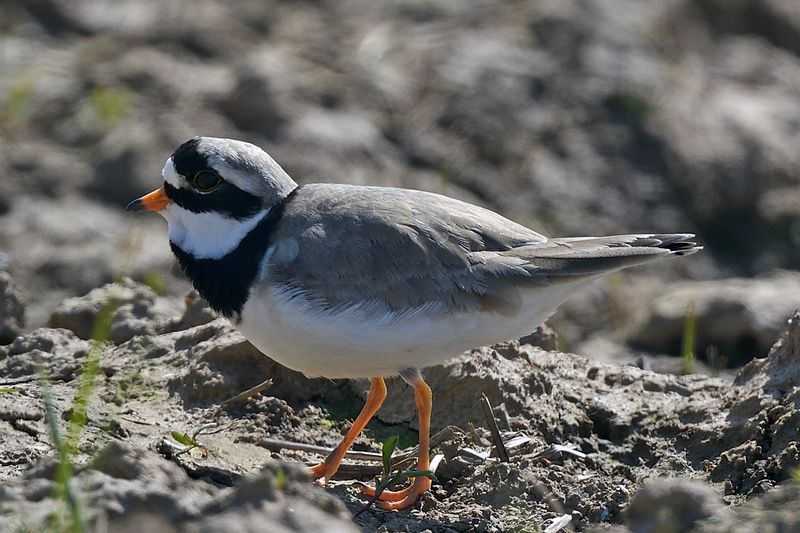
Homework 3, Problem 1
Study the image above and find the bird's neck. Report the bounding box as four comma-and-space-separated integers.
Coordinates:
164, 205, 267, 260
170, 186, 302, 320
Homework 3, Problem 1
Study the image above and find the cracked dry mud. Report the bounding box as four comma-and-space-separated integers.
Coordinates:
1, 280, 799, 532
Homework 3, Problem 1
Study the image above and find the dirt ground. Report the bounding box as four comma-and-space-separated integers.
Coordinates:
1, 280, 798, 532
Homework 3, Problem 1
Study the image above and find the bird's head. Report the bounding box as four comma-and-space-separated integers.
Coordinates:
126, 137, 297, 259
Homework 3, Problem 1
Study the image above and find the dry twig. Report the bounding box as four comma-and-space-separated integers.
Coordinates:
221, 378, 273, 406
479, 393, 509, 462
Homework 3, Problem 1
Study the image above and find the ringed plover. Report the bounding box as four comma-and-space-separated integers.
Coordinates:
127, 137, 700, 510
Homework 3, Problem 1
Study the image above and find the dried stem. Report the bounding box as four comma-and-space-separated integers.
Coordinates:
479, 393, 509, 462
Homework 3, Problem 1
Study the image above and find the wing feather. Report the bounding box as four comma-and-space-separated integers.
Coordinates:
266, 184, 699, 314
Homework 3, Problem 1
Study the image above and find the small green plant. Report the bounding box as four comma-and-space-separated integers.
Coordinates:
168, 422, 232, 458
169, 428, 210, 458
605, 271, 630, 329
318, 416, 335, 428
89, 86, 133, 126
681, 301, 696, 375
141, 272, 166, 296
274, 468, 288, 490
353, 435, 436, 517
2, 76, 34, 128
0, 387, 21, 394
40, 301, 117, 533
438, 165, 452, 191
40, 375, 85, 533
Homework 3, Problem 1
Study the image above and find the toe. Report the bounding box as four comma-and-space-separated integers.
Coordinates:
309, 462, 326, 478
374, 477, 431, 510
308, 462, 334, 486
360, 483, 413, 502
377, 492, 422, 511
377, 497, 412, 510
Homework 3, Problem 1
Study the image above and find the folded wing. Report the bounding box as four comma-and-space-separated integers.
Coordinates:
267, 184, 700, 315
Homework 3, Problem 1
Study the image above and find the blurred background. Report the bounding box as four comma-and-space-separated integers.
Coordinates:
1, 0, 798, 373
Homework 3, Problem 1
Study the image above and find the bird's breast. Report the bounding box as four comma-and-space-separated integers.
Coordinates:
235, 280, 586, 379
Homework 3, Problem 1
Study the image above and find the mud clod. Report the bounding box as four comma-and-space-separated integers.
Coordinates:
49, 278, 181, 344
1, 441, 357, 533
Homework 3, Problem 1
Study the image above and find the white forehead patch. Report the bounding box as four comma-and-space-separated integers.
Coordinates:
161, 203, 268, 259
162, 157, 181, 187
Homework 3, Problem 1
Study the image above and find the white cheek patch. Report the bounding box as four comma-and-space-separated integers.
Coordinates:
161, 203, 268, 259
162, 157, 181, 188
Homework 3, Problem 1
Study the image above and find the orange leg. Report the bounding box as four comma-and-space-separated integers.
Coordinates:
309, 377, 387, 486
361, 372, 433, 509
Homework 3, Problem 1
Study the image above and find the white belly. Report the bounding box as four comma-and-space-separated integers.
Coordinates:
237, 279, 592, 379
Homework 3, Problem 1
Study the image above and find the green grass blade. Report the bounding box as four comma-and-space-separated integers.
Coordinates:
39, 373, 85, 533
381, 435, 399, 477
64, 301, 117, 454
38, 301, 117, 533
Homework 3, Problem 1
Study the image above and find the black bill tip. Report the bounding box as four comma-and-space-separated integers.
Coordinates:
125, 199, 144, 212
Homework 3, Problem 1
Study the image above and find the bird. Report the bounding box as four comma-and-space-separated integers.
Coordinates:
126, 136, 700, 510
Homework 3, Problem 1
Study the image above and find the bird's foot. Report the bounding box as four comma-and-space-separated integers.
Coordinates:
361, 476, 432, 510
360, 482, 413, 501
309, 460, 337, 487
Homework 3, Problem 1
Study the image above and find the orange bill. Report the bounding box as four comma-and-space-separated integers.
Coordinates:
125, 186, 172, 212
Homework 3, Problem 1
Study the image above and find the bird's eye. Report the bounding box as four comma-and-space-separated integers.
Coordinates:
191, 171, 221, 192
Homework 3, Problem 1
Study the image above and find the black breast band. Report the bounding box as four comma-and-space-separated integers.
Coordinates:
171, 186, 303, 320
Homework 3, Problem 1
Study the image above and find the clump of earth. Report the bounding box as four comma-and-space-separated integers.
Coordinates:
1, 279, 798, 532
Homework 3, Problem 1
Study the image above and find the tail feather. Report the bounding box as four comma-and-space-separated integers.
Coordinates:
506, 233, 702, 280
561, 233, 703, 256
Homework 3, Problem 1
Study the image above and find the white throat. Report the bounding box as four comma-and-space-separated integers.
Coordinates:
161, 204, 268, 259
